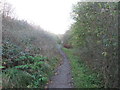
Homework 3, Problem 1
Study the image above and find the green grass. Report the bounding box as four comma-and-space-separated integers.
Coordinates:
63, 48, 103, 88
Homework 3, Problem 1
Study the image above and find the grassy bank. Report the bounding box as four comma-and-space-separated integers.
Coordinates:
63, 48, 103, 88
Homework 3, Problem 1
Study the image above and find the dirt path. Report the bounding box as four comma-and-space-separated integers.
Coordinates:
48, 45, 73, 88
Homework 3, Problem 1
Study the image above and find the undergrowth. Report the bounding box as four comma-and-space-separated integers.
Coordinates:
1, 17, 61, 88
63, 48, 103, 88
1, 40, 59, 88
2, 54, 59, 88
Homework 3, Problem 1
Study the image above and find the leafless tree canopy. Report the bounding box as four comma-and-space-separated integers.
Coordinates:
2, 1, 14, 18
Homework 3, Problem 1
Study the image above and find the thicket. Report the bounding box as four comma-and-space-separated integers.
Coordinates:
1, 16, 61, 88
63, 2, 118, 88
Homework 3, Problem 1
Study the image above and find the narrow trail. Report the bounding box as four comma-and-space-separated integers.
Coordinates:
48, 45, 73, 88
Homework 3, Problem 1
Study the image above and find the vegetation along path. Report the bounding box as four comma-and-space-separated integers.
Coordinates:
48, 45, 73, 88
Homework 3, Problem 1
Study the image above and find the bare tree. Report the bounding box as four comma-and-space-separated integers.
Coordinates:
2, 0, 14, 18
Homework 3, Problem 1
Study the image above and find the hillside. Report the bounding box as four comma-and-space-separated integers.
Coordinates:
2, 17, 62, 88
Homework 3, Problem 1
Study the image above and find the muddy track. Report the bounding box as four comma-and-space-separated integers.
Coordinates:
48, 45, 73, 88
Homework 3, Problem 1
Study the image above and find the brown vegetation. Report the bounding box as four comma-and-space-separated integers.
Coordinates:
63, 44, 73, 49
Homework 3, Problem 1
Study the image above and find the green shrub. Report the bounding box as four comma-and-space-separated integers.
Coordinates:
2, 55, 53, 88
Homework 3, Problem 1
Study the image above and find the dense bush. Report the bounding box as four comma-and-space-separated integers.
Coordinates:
2, 17, 60, 58
63, 2, 118, 88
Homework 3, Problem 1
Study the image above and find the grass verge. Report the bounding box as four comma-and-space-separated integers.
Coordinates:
63, 48, 103, 88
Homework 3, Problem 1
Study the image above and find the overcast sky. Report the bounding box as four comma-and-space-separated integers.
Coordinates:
6, 0, 80, 34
